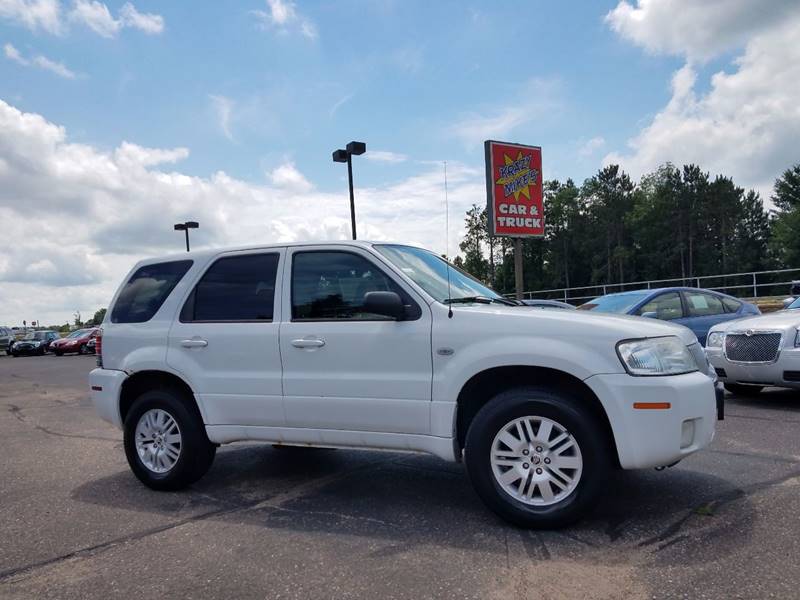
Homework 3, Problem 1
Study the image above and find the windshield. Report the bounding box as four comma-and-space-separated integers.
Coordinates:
23, 332, 47, 340
67, 329, 89, 338
374, 244, 503, 303
788, 297, 800, 310
578, 292, 650, 313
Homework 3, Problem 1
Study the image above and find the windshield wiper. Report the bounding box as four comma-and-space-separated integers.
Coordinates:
444, 296, 518, 306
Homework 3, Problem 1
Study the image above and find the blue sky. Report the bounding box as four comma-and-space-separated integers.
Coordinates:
2, 0, 799, 324
1, 1, 686, 188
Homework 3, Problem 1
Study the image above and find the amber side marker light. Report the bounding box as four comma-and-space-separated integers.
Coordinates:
633, 402, 671, 410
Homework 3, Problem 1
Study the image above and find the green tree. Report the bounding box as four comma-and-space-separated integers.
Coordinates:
459, 204, 489, 281
770, 164, 800, 267
90, 308, 107, 326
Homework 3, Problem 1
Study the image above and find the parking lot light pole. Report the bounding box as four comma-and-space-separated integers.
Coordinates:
174, 221, 199, 252
332, 141, 366, 240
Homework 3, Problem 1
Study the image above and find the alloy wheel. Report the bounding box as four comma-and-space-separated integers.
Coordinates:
490, 415, 583, 506
134, 409, 182, 474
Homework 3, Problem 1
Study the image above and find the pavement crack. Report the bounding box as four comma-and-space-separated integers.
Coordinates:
0, 453, 395, 584
33, 424, 118, 443
706, 448, 800, 465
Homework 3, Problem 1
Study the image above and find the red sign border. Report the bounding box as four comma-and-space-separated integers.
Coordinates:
484, 140, 544, 238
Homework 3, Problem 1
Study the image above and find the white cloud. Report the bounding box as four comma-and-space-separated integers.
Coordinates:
4, 42, 76, 78
68, 0, 117, 37
209, 94, 234, 141
578, 136, 605, 158
605, 0, 799, 61
605, 3, 800, 198
0, 98, 484, 325
68, 0, 163, 38
268, 161, 313, 192
390, 45, 424, 73
252, 0, 317, 40
447, 79, 560, 148
118, 1, 163, 34
328, 93, 353, 117
365, 150, 407, 164
0, 0, 62, 34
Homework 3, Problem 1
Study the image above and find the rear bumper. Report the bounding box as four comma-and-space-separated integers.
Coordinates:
88, 368, 127, 428
584, 371, 717, 470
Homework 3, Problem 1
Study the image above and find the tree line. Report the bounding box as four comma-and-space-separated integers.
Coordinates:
454, 162, 800, 298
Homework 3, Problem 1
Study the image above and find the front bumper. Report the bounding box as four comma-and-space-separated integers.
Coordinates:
88, 368, 127, 428
706, 346, 800, 389
12, 344, 44, 354
584, 371, 717, 470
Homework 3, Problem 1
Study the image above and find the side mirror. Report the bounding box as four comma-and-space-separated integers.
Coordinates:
641, 311, 658, 319
363, 291, 405, 320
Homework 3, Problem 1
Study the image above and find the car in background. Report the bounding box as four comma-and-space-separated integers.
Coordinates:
50, 328, 99, 356
0, 326, 15, 354
706, 296, 800, 395
10, 331, 60, 356
520, 299, 576, 310
579, 287, 760, 346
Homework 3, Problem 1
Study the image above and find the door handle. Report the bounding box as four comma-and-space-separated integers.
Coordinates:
181, 339, 208, 348
291, 338, 325, 349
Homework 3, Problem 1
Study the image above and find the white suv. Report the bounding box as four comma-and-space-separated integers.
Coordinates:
90, 241, 718, 527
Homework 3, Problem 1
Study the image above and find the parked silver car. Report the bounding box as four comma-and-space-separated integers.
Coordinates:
706, 297, 800, 395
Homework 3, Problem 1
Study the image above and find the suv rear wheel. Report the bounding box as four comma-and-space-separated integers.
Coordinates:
464, 386, 610, 528
123, 388, 216, 490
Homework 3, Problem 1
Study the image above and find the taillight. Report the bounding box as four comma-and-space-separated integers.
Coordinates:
96, 330, 103, 368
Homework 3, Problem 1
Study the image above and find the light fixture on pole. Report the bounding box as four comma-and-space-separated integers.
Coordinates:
174, 221, 199, 252
332, 141, 366, 240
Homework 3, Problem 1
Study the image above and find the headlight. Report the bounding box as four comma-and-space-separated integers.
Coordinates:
616, 336, 698, 376
706, 331, 724, 348
31, 341, 40, 347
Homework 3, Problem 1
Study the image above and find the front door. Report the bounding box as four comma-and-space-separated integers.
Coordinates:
279, 246, 433, 434
167, 249, 285, 426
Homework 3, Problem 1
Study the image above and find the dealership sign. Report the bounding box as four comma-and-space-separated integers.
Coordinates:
484, 140, 544, 237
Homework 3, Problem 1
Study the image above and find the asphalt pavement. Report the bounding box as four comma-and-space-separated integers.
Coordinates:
1, 354, 799, 599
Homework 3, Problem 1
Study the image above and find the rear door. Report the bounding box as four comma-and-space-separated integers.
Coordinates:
167, 249, 285, 426
279, 246, 433, 434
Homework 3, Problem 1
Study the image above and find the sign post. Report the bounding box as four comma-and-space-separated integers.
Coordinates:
484, 140, 544, 300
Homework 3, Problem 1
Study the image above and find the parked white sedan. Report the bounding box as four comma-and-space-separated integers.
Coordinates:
706, 298, 800, 395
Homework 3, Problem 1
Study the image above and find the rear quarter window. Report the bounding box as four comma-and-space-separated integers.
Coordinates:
111, 260, 193, 323
722, 297, 742, 313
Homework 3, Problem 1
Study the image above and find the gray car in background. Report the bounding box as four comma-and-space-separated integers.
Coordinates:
0, 327, 15, 354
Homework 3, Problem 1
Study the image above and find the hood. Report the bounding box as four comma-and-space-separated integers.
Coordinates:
710, 309, 800, 333
448, 303, 699, 345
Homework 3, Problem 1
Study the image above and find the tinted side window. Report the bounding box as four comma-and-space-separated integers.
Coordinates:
111, 260, 193, 323
183, 253, 279, 322
292, 251, 411, 320
685, 292, 724, 317
722, 297, 742, 313
637, 292, 684, 320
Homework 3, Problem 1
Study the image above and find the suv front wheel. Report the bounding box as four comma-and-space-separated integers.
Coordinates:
464, 386, 610, 528
123, 388, 216, 490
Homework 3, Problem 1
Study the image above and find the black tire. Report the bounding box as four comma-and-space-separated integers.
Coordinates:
78, 344, 87, 355
54, 350, 63, 356
464, 386, 611, 529
123, 388, 216, 491
724, 383, 763, 396
11, 352, 17, 357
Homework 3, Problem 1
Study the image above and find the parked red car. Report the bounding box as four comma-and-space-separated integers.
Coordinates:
50, 328, 99, 356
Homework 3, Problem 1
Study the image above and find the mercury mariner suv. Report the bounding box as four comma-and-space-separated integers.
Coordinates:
89, 241, 719, 528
